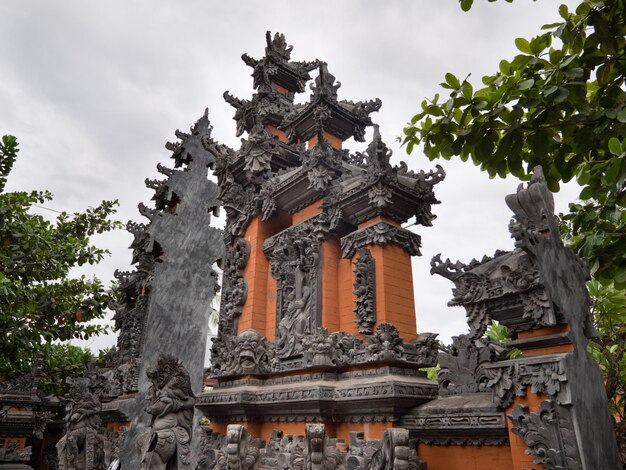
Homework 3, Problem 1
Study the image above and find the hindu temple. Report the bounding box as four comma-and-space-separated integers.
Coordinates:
0, 31, 621, 470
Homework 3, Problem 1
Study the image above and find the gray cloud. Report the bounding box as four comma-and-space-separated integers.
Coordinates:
1, 0, 580, 350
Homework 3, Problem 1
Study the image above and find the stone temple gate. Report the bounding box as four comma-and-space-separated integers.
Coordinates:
0, 31, 621, 470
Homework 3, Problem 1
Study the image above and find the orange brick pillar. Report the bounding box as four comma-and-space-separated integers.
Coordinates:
238, 216, 272, 334
353, 217, 418, 341
505, 387, 547, 470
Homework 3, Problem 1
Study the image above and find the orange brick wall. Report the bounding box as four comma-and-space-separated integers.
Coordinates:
338, 253, 358, 336
238, 216, 272, 334
292, 200, 322, 224
369, 244, 417, 341
418, 444, 514, 470
322, 238, 341, 332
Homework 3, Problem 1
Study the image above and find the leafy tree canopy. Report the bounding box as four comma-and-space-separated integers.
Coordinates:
403, 0, 625, 287
0, 135, 120, 376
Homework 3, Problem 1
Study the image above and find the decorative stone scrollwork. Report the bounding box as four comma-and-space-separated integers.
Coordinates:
437, 335, 506, 396
341, 221, 421, 259
136, 355, 195, 469
353, 248, 376, 334
484, 359, 569, 409
238, 123, 281, 175
509, 400, 581, 470
218, 238, 250, 335
430, 249, 556, 339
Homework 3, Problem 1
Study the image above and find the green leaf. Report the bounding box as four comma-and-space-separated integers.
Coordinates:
617, 108, 626, 123
518, 79, 535, 90
515, 38, 532, 54
445, 73, 461, 89
460, 0, 473, 12
609, 137, 623, 156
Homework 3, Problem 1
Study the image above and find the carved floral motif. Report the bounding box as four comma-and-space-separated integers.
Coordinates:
353, 248, 376, 334
509, 400, 581, 470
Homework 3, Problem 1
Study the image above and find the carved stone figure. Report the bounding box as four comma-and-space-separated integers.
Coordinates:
136, 355, 196, 469
353, 248, 376, 334
56, 386, 105, 470
214, 425, 262, 470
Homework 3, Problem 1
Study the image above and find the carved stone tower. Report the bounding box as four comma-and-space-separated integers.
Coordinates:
197, 32, 443, 446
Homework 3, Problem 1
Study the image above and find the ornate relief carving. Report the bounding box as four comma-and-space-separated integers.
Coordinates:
136, 355, 195, 469
211, 329, 274, 377
264, 216, 329, 359
437, 335, 506, 396
198, 425, 426, 469
484, 359, 569, 409
341, 221, 421, 258
218, 238, 250, 335
353, 248, 376, 334
430, 250, 556, 338
509, 400, 581, 470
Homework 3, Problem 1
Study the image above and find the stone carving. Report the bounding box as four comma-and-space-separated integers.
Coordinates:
238, 123, 281, 175
430, 249, 555, 339
218, 238, 250, 335
56, 385, 105, 470
509, 400, 581, 470
200, 424, 428, 469
218, 329, 274, 376
214, 424, 262, 470
437, 335, 506, 396
353, 248, 376, 334
0, 357, 41, 395
224, 31, 315, 137
505, 167, 594, 343
219, 181, 259, 241
136, 355, 195, 469
33, 410, 53, 439
212, 324, 438, 378
265, 216, 329, 359
292, 424, 344, 470
341, 221, 421, 259
0, 441, 32, 463
104, 426, 127, 469
367, 428, 425, 470
302, 130, 344, 192
484, 359, 569, 409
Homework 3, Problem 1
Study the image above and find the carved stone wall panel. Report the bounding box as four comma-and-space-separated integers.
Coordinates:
352, 248, 376, 334
509, 400, 581, 470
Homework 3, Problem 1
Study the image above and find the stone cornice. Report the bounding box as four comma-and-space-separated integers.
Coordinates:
340, 221, 422, 258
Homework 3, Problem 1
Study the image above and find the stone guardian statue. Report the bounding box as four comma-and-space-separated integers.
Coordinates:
136, 354, 196, 469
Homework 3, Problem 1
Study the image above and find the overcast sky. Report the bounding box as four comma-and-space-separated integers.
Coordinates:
1, 0, 580, 353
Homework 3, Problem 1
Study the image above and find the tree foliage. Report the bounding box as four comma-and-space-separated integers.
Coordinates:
403, 0, 626, 455
0, 135, 120, 376
403, 0, 626, 287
